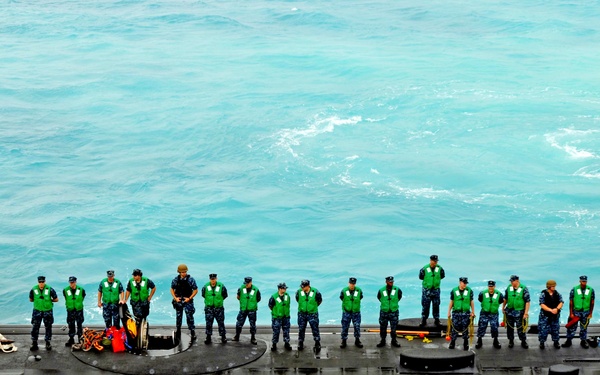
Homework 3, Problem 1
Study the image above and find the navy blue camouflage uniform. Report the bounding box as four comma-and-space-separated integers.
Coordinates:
567, 286, 595, 341
296, 288, 323, 344
126, 277, 156, 321
29, 286, 58, 343
268, 293, 291, 345
449, 286, 474, 343
504, 284, 530, 343
201, 284, 228, 337
419, 265, 445, 321
538, 287, 563, 344
171, 274, 198, 332
477, 290, 504, 339
340, 289, 363, 340
377, 286, 402, 342
63, 286, 86, 340
236, 286, 261, 336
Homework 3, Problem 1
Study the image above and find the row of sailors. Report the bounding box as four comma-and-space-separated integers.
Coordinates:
28, 264, 594, 352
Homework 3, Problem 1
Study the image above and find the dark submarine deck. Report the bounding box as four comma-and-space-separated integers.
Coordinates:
1, 319, 599, 375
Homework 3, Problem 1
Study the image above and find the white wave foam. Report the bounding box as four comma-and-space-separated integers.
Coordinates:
574, 165, 600, 179
273, 115, 362, 157
545, 127, 599, 159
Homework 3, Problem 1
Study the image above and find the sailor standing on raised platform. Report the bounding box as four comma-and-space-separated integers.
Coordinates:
563, 275, 595, 348
475, 280, 503, 349
448, 277, 474, 350
419, 255, 445, 327
502, 275, 530, 349
233, 276, 261, 344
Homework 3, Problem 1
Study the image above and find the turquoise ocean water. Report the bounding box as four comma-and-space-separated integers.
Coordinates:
1, 0, 599, 327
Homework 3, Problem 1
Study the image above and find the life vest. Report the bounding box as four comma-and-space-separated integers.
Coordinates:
480, 291, 500, 313
506, 284, 527, 311
64, 286, 84, 311
379, 286, 401, 313
238, 285, 259, 311
173, 275, 193, 298
341, 286, 362, 313
451, 287, 472, 312
129, 277, 150, 302
297, 288, 319, 314
573, 285, 593, 311
422, 265, 442, 289
204, 282, 225, 308
271, 292, 291, 318
101, 278, 121, 304
32, 285, 53, 312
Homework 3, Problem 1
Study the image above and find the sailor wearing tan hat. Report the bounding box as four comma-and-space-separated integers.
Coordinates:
170, 264, 198, 341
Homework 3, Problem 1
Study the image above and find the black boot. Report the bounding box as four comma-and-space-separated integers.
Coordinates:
463, 339, 469, 351
271, 343, 277, 352
561, 338, 572, 347
493, 338, 501, 349
376, 339, 386, 348
340, 339, 347, 348
30, 341, 39, 351
221, 335, 227, 344
190, 330, 196, 342
298, 341, 304, 350
554, 341, 561, 349
391, 339, 401, 348
251, 334, 257, 345
449, 339, 455, 349
419, 318, 427, 327
314, 341, 321, 353
539, 342, 545, 349
581, 340, 590, 349
65, 337, 75, 347
232, 328, 241, 341
434, 319, 441, 327
45, 340, 52, 351
521, 340, 529, 349
475, 337, 482, 349
508, 339, 514, 348
284, 342, 292, 350
204, 335, 212, 345
355, 338, 363, 348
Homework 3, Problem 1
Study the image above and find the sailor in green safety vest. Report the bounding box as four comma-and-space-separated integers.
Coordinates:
295, 279, 323, 352
447, 277, 475, 350
97, 270, 125, 329
564, 275, 595, 348
339, 277, 363, 349
419, 254, 445, 327
475, 280, 503, 349
201, 273, 229, 344
376, 276, 402, 348
501, 274, 530, 349
29, 276, 59, 351
269, 283, 292, 351
124, 268, 156, 321
63, 276, 86, 347
233, 276, 261, 344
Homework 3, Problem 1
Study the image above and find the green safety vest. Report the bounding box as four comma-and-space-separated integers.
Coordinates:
506, 284, 527, 311
341, 286, 362, 313
271, 292, 291, 318
480, 291, 500, 313
101, 278, 121, 304
204, 282, 225, 308
32, 285, 54, 312
451, 287, 472, 312
64, 286, 84, 311
422, 265, 442, 289
239, 284, 259, 311
379, 286, 400, 313
129, 277, 150, 302
297, 288, 319, 314
573, 285, 593, 311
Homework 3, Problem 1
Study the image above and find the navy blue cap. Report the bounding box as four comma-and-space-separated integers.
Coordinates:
459, 277, 468, 284
37, 276, 46, 283
488, 280, 496, 286
278, 282, 287, 289
349, 277, 357, 284
69, 276, 77, 283
385, 276, 394, 282
244, 276, 252, 284
132, 269, 142, 276
580, 275, 588, 281
107, 270, 115, 277
430, 255, 439, 261
209, 273, 217, 279
300, 279, 310, 287
509, 275, 519, 282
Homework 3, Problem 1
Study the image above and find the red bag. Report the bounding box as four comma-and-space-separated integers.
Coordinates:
565, 316, 580, 329
112, 327, 126, 353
